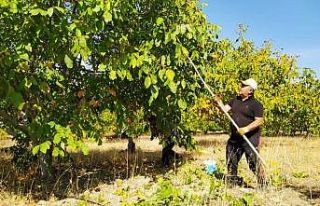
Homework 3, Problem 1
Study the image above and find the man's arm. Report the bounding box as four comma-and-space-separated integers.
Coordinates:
238, 117, 263, 135
214, 95, 232, 113
220, 104, 231, 113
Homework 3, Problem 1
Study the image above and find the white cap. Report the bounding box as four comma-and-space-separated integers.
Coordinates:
242, 78, 258, 90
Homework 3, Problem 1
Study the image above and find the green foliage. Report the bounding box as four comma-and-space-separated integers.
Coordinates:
153, 178, 183, 205
225, 193, 256, 206
135, 164, 225, 205
99, 109, 117, 135
268, 160, 287, 186
292, 171, 309, 178
0, 0, 219, 163
185, 35, 320, 136
181, 95, 224, 133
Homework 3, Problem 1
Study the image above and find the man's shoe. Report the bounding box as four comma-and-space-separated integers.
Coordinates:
225, 175, 243, 187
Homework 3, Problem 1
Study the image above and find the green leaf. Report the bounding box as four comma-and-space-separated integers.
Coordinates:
93, 5, 101, 13
160, 55, 166, 66
30, 8, 42, 16
47, 7, 54, 17
164, 32, 172, 44
59, 150, 65, 157
155, 39, 161, 47
180, 24, 187, 34
148, 96, 154, 106
178, 99, 187, 110
75, 29, 82, 37
30, 8, 47, 16
144, 76, 152, 89
165, 69, 175, 81
25, 44, 32, 52
103, 11, 112, 22
10, 92, 24, 110
151, 85, 159, 99
32, 104, 42, 111
39, 9, 47, 16
117, 69, 126, 80
156, 17, 164, 25
168, 82, 177, 93
151, 74, 157, 84
23, 77, 32, 89
82, 145, 89, 155
53, 147, 65, 157
158, 69, 166, 81
109, 70, 117, 80
40, 141, 51, 154
181, 46, 189, 57
32, 145, 40, 155
9, 3, 18, 13
52, 147, 60, 157
86, 7, 93, 15
181, 80, 187, 89
19, 53, 29, 61
175, 44, 182, 58
98, 63, 107, 71
166, 55, 171, 65
55, 81, 65, 89
68, 23, 77, 31
126, 71, 133, 81
67, 140, 77, 151
53, 134, 61, 144
48, 121, 56, 128
130, 54, 137, 68
64, 55, 73, 68
78, 36, 87, 48
54, 6, 65, 13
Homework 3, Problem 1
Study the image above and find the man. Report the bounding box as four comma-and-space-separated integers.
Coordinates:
215, 78, 266, 187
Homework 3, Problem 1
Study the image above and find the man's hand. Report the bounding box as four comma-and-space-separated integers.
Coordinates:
213, 94, 232, 113
237, 127, 249, 135
213, 95, 222, 103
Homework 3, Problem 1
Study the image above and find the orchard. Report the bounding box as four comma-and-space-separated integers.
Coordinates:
0, 1, 319, 203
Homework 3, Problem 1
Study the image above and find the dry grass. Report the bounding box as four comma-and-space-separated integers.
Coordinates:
193, 135, 320, 205
0, 135, 319, 205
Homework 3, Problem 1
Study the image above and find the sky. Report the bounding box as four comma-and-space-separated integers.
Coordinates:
202, 0, 320, 77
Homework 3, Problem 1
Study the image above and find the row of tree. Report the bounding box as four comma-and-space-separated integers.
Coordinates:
1, 0, 319, 167
182, 35, 320, 137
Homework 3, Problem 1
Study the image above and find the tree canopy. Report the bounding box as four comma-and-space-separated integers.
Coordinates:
0, 0, 220, 158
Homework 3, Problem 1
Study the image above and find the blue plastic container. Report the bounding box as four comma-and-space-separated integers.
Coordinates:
204, 160, 217, 174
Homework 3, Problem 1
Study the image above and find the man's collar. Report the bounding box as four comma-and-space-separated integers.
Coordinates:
237, 95, 253, 101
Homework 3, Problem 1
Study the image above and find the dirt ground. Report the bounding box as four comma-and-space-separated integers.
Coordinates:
1, 134, 320, 205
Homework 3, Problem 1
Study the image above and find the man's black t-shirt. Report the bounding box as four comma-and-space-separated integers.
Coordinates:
227, 95, 263, 145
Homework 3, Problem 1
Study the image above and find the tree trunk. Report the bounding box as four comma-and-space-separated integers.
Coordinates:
127, 136, 136, 153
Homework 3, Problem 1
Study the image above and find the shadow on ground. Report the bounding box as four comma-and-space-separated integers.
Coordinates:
286, 184, 320, 201
0, 146, 190, 200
